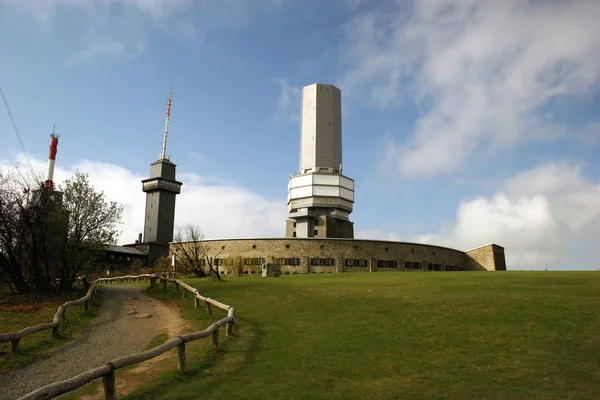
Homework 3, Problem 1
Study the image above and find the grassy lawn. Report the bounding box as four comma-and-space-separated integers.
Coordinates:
0, 286, 103, 372
125, 272, 599, 399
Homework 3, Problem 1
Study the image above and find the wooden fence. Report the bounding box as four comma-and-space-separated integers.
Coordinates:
15, 273, 235, 400
0, 284, 97, 352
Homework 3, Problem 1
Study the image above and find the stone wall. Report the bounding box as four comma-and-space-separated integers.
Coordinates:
171, 238, 506, 274
465, 244, 506, 271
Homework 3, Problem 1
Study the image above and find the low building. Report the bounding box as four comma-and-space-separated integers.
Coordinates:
94, 245, 148, 274
171, 238, 506, 276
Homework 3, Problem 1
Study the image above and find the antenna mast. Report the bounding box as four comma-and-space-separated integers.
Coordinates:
45, 125, 60, 190
160, 86, 172, 160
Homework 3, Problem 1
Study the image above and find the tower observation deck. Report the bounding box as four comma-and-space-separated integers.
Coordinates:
286, 83, 354, 239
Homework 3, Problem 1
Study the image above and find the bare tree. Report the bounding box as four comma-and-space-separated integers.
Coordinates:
0, 168, 38, 293
172, 223, 222, 280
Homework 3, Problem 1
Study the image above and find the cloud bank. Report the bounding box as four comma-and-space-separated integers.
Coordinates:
340, 0, 600, 178
0, 154, 286, 245
416, 162, 600, 270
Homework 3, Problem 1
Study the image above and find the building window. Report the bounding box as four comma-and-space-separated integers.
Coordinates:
127, 257, 131, 261
428, 263, 442, 271
243, 258, 265, 265
285, 244, 290, 249
345, 259, 367, 267
314, 230, 318, 235
314, 219, 319, 226
278, 257, 300, 266
293, 232, 297, 237
310, 258, 335, 266
405, 261, 421, 270
293, 222, 296, 227
252, 245, 257, 249
377, 260, 397, 268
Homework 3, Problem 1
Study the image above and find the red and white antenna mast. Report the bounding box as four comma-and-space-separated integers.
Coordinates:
160, 86, 172, 160
45, 125, 60, 190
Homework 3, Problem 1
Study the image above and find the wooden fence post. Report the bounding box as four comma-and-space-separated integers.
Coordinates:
212, 329, 219, 350
183, 289, 187, 298
85, 300, 89, 311
52, 324, 58, 336
102, 368, 117, 400
206, 302, 212, 315
11, 339, 20, 352
194, 297, 199, 308
226, 321, 233, 336
177, 341, 186, 372
62, 310, 66, 321
175, 282, 179, 291
163, 279, 167, 290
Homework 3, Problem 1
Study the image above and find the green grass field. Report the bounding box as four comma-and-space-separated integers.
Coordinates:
128, 272, 600, 400
0, 287, 103, 372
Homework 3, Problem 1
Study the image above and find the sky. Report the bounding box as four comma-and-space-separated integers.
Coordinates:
1, 0, 600, 271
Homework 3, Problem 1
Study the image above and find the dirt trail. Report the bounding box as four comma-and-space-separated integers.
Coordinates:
0, 285, 188, 400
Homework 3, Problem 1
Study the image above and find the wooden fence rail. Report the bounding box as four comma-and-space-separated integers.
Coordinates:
0, 284, 97, 352
16, 273, 235, 400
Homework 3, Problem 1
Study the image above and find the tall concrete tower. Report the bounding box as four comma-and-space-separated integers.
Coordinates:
286, 83, 354, 238
141, 87, 182, 263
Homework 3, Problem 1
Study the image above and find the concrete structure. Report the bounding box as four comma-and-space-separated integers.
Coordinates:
167, 82, 507, 273
126, 88, 182, 265
286, 83, 354, 239
172, 238, 506, 275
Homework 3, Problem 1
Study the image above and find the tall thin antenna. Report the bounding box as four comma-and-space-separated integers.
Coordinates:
160, 86, 172, 160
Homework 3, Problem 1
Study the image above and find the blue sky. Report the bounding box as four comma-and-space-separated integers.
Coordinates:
1, 0, 600, 270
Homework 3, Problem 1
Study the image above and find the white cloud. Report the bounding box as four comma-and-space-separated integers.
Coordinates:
355, 229, 401, 242
274, 78, 301, 123
414, 162, 600, 270
340, 0, 600, 178
0, 154, 286, 245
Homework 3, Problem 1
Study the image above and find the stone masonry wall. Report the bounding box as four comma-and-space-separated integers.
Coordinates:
171, 238, 504, 275
465, 244, 507, 271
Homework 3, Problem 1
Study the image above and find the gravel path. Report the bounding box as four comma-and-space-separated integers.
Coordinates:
0, 285, 183, 400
